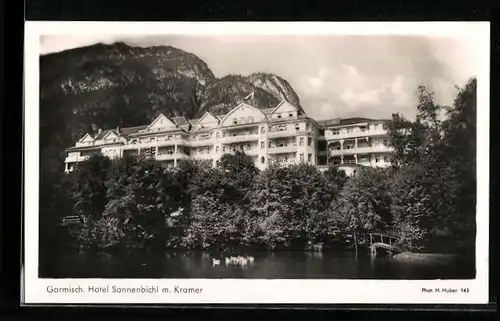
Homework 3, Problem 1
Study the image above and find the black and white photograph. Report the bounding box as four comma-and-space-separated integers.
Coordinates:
23, 22, 489, 304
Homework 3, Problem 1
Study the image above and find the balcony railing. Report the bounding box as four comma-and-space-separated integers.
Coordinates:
221, 134, 259, 144
267, 145, 298, 154
64, 155, 90, 163
325, 128, 389, 140
329, 145, 394, 156
189, 139, 214, 147
156, 153, 189, 161
267, 130, 302, 138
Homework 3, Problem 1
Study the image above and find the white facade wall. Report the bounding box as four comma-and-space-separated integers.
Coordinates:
64, 101, 394, 176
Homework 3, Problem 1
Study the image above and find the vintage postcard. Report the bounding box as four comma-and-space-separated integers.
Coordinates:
23, 21, 490, 305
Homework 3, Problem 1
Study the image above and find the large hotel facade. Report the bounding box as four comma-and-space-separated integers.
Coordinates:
64, 99, 394, 175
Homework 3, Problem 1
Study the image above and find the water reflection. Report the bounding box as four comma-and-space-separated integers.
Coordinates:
39, 248, 474, 279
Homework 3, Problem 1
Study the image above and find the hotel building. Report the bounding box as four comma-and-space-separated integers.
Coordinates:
64, 99, 394, 176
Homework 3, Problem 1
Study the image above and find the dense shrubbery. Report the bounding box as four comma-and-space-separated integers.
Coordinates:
43, 78, 476, 254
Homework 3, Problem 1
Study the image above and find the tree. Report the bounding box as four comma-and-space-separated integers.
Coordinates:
103, 155, 179, 249
323, 165, 348, 197
248, 163, 336, 249
216, 150, 259, 203
70, 154, 112, 220
387, 78, 477, 251
338, 167, 393, 236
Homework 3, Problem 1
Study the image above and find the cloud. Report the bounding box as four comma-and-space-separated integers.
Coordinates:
40, 34, 479, 120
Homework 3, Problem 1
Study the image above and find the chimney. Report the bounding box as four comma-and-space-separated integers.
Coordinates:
116, 126, 120, 133
98, 128, 102, 134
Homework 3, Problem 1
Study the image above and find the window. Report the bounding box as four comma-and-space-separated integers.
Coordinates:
223, 146, 226, 152
277, 114, 282, 119
223, 132, 226, 137
375, 157, 380, 163
261, 127, 265, 134
383, 140, 388, 146
299, 138, 304, 146
216, 132, 220, 138
293, 138, 297, 146
261, 156, 265, 164
332, 130, 339, 135
268, 141, 272, 148
261, 142, 265, 149
306, 123, 310, 131
289, 113, 293, 118
233, 118, 237, 125
308, 154, 312, 162
384, 156, 390, 162
300, 153, 304, 162
308, 138, 312, 146
216, 146, 219, 153
295, 123, 300, 131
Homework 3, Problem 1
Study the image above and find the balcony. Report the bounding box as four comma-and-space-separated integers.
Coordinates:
190, 139, 214, 147
156, 153, 189, 161
64, 155, 90, 163
221, 134, 259, 144
267, 130, 300, 138
267, 145, 298, 154
329, 145, 394, 156
325, 128, 389, 140
191, 153, 215, 160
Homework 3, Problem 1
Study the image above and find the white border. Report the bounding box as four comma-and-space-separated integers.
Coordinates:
24, 21, 490, 305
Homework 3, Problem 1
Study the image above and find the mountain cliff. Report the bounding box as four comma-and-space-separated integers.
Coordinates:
39, 42, 302, 175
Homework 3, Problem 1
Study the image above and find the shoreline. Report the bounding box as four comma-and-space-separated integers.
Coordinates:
391, 251, 460, 264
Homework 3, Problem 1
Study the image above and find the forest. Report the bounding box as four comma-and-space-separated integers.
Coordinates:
39, 78, 476, 257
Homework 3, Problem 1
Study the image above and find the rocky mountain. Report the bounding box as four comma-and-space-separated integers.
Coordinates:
39, 42, 302, 175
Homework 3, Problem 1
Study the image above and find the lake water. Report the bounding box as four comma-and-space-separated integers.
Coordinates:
39, 248, 475, 279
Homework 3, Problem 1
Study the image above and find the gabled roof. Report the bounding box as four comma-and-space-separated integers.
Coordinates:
270, 99, 288, 114
78, 133, 94, 143
146, 113, 177, 131
196, 111, 219, 125
219, 102, 266, 124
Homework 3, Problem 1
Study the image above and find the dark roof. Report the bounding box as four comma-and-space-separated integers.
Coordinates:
118, 125, 148, 136
261, 107, 275, 115
339, 117, 374, 125
66, 142, 121, 152
93, 129, 118, 140
317, 118, 341, 126
172, 116, 189, 126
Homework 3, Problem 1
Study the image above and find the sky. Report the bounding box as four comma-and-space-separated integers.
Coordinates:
40, 34, 479, 120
